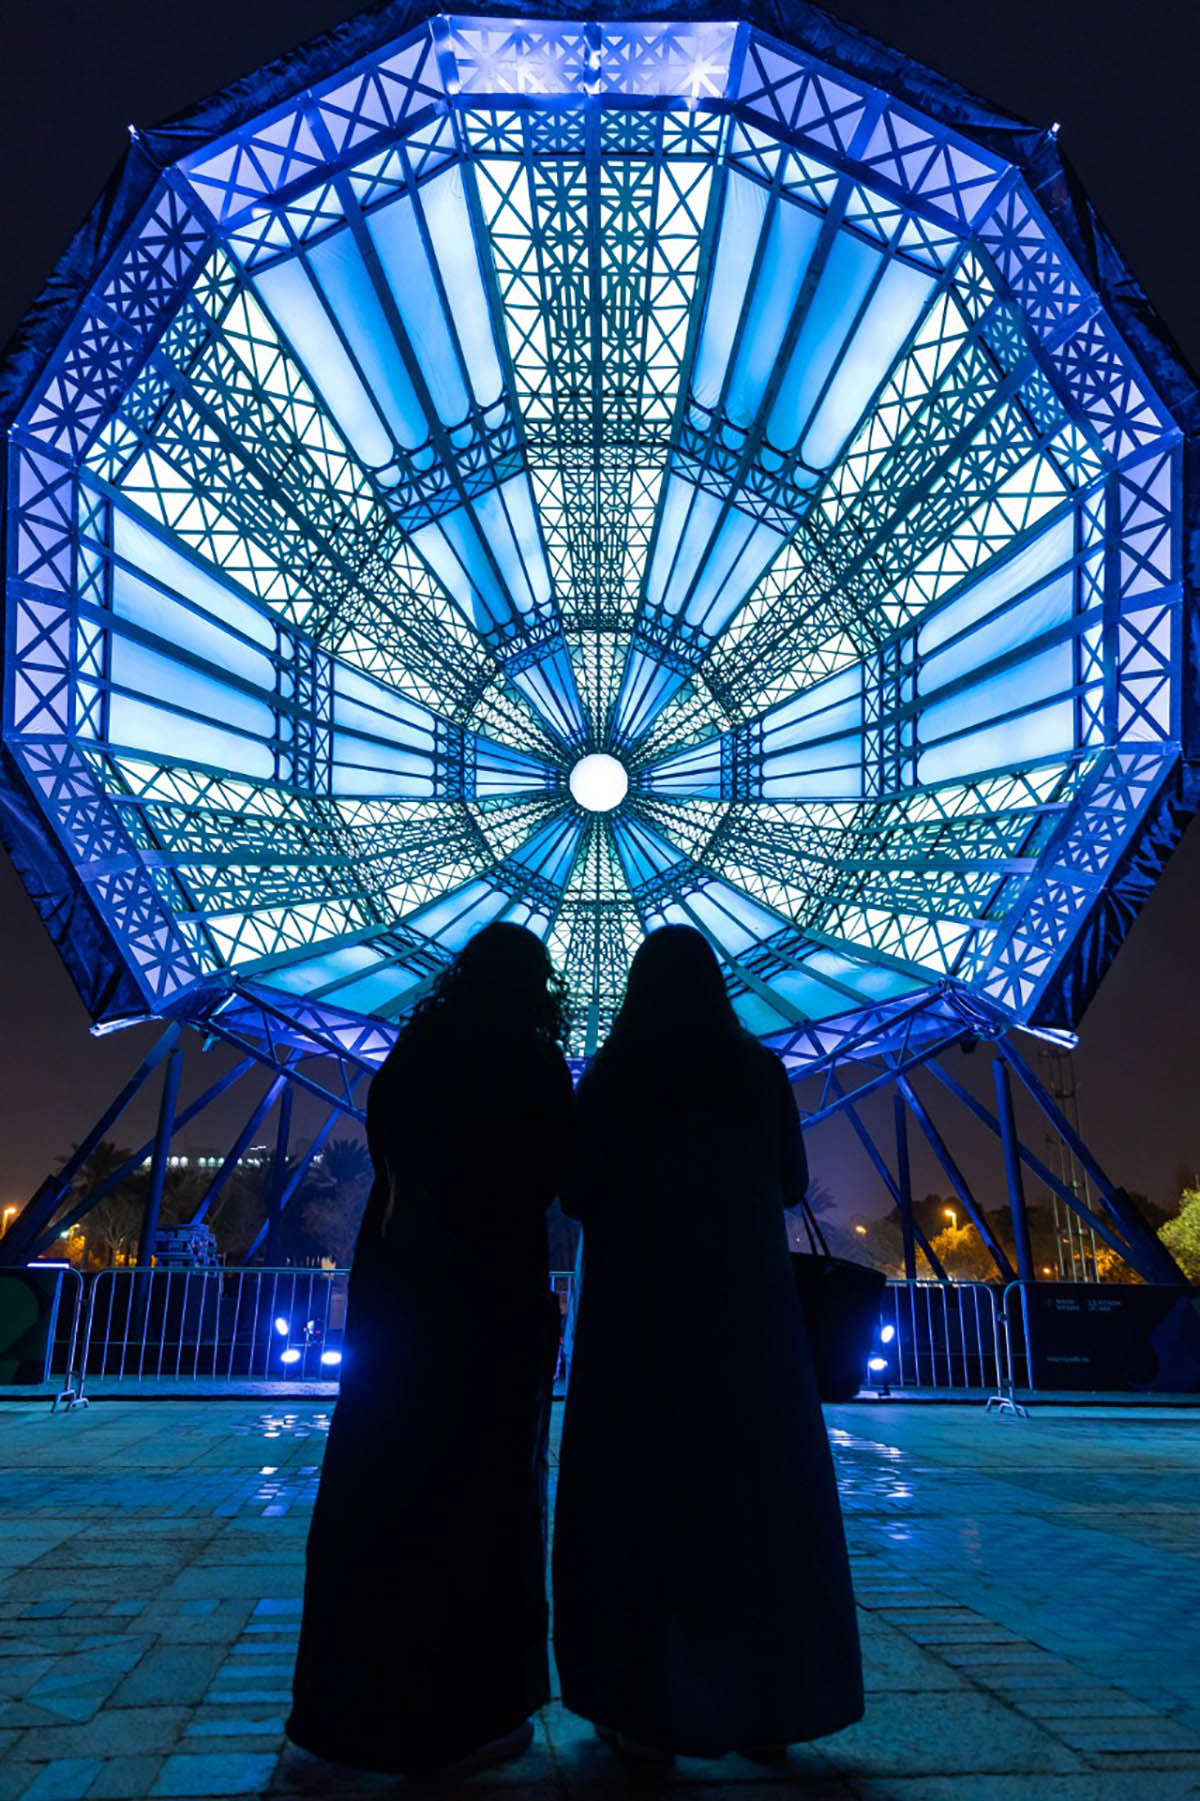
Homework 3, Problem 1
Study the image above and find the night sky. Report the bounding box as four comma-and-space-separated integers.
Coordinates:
2, 0, 1199, 1220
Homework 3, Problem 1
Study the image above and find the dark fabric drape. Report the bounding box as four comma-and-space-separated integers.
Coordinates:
287, 1021, 573, 1772
553, 1041, 863, 1755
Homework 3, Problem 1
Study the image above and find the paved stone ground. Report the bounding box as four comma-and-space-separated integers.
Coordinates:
0, 1400, 1198, 1800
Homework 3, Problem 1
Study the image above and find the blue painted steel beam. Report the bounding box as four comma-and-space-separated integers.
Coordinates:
894, 1091, 917, 1282
0, 1023, 182, 1265
923, 1057, 1145, 1271
896, 1073, 1018, 1283
825, 1072, 948, 1281
243, 1103, 349, 1261
995, 1037, 1187, 1286
993, 1056, 1036, 1285
136, 1046, 183, 1266
189, 1075, 288, 1226
24, 1054, 257, 1259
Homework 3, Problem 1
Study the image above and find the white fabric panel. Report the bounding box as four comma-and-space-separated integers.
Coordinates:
112, 569, 274, 691
110, 638, 274, 739
112, 510, 275, 650
764, 666, 862, 744
920, 642, 1073, 744
918, 698, 1075, 784
802, 257, 935, 468
767, 228, 883, 451
686, 516, 785, 635
108, 693, 274, 780
644, 475, 694, 612
691, 173, 769, 409
658, 485, 724, 616
419, 167, 504, 408
920, 571, 1075, 695
332, 660, 437, 733
368, 191, 471, 425
306, 227, 429, 449
725, 199, 822, 426
918, 515, 1076, 654
253, 260, 392, 466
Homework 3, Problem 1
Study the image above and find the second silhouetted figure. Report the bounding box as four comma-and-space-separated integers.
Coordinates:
554, 924, 863, 1759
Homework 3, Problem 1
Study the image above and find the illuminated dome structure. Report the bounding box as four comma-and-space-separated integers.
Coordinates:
1, 3, 1196, 1278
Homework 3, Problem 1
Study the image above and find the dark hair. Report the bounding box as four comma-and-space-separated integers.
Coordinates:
402, 921, 569, 1049
587, 925, 757, 1107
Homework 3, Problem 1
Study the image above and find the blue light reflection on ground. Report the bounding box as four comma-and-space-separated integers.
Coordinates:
0, 1398, 1198, 1796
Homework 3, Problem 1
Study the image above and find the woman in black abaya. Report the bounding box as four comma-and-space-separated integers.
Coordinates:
288, 923, 572, 1777
554, 925, 862, 1760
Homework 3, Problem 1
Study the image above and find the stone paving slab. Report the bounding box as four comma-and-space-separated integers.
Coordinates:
0, 1399, 1198, 1798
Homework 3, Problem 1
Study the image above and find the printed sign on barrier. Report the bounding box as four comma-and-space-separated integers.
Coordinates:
0, 1267, 65, 1385
1021, 1283, 1200, 1392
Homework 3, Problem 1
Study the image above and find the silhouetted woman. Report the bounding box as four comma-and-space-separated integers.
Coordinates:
289, 923, 572, 1777
554, 925, 862, 1760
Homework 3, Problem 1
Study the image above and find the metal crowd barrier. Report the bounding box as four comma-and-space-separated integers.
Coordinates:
19, 1265, 86, 1410
59, 1264, 580, 1404
986, 1282, 1032, 1417
50, 1266, 87, 1410
868, 1280, 1018, 1394
47, 1264, 1009, 1405
75, 1265, 351, 1397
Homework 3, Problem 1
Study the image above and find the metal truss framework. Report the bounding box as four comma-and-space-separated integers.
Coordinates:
1, 998, 1181, 1288
1, 7, 1196, 1138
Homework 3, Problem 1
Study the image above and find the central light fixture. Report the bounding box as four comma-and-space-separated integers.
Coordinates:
569, 752, 628, 813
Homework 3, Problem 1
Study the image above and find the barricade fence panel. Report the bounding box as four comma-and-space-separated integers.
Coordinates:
17, 1265, 1021, 1398
0, 1265, 84, 1388
65, 1265, 580, 1396
78, 1266, 351, 1387
869, 1281, 1014, 1393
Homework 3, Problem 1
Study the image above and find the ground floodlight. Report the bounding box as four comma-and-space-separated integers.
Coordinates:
0, 1, 1196, 1092
280, 1347, 302, 1366
868, 1356, 889, 1374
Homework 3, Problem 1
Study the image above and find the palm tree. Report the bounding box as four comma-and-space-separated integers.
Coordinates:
56, 1140, 138, 1267
805, 1178, 838, 1219
290, 1136, 373, 1265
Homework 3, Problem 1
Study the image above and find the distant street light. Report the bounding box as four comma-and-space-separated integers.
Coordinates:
944, 1207, 958, 1229
854, 1224, 867, 1236
1, 1205, 17, 1240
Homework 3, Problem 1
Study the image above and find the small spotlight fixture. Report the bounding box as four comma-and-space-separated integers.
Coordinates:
320, 1350, 343, 1367
274, 1317, 290, 1336
867, 1356, 888, 1373
280, 1348, 302, 1366
880, 1324, 896, 1345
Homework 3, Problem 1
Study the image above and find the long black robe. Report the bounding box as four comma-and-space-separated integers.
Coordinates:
288, 1020, 573, 1772
553, 1041, 863, 1756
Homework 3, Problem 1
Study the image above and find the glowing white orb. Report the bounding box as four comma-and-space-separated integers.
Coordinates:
569, 753, 628, 813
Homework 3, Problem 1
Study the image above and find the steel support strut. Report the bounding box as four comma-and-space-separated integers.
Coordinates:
894, 1091, 917, 1282
993, 1057, 1036, 1286
136, 1047, 183, 1267
996, 1039, 1186, 1286
1, 1025, 183, 1266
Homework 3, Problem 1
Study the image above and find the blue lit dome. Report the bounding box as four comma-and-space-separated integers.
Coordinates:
2, 5, 1196, 1071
